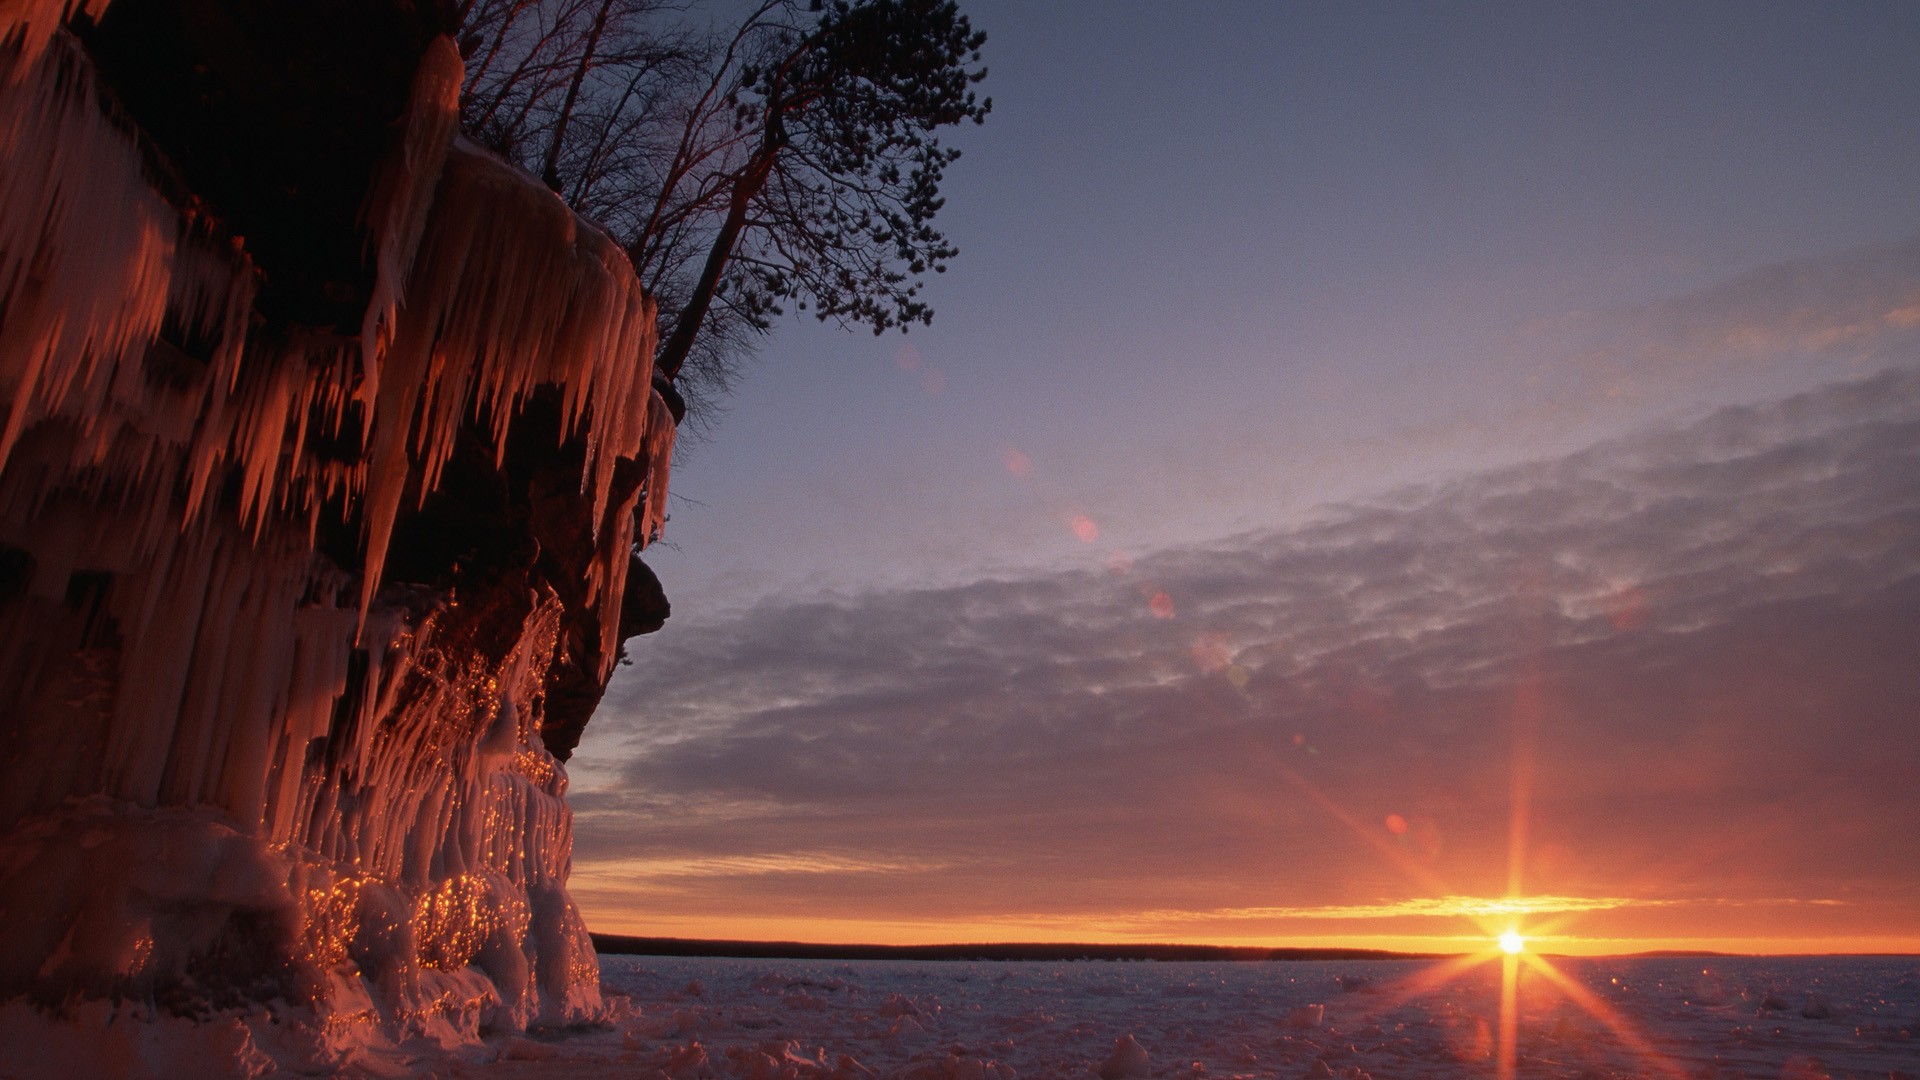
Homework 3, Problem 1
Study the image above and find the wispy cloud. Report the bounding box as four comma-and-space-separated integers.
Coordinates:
584, 367, 1920, 943
580, 852, 951, 880
1124, 895, 1849, 925
1191, 896, 1672, 921
1508, 236, 1920, 399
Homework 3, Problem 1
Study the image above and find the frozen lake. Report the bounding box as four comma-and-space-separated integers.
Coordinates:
460, 952, 1920, 1079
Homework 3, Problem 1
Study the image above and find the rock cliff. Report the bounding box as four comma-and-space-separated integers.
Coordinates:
0, 0, 674, 1053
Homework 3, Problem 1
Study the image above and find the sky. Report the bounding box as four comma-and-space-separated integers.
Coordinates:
574, 1, 1920, 954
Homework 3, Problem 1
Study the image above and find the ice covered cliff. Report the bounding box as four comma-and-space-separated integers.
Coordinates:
0, 0, 675, 1065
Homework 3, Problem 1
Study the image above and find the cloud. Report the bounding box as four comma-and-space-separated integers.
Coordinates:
1153, 896, 1668, 922
1503, 236, 1920, 410
1295, 238, 1920, 503
1128, 895, 1848, 925
583, 368, 1920, 942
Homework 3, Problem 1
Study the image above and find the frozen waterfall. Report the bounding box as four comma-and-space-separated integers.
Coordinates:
0, 5, 674, 1068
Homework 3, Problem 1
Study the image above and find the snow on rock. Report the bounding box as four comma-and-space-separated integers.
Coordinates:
0, 999, 276, 1080
0, 10, 677, 1068
0, 799, 295, 1003
504, 1035, 563, 1061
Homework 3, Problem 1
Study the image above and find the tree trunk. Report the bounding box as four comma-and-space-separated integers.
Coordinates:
653, 137, 777, 381
541, 0, 616, 192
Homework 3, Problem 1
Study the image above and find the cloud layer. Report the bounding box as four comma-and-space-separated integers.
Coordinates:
581, 367, 1920, 948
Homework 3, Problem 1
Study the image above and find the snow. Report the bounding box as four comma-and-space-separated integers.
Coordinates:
577, 954, 1920, 1080
1, 22, 674, 1049
8, 953, 1909, 1079
1, 19, 1913, 1077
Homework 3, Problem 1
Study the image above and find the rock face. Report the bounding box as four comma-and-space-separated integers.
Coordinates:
0, 0, 674, 1048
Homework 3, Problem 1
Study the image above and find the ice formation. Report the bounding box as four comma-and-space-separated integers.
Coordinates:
0, 4, 676, 1067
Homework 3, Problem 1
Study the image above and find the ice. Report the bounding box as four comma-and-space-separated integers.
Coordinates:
1, 20, 677, 1059
41, 952, 1892, 1078
134, 952, 1902, 1080
1284, 1003, 1325, 1029
1097, 1033, 1151, 1078
0, 1, 113, 71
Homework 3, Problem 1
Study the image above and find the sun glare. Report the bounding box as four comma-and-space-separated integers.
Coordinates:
1498, 929, 1524, 954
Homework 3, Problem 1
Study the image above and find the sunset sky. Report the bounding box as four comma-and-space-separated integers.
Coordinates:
574, 1, 1920, 954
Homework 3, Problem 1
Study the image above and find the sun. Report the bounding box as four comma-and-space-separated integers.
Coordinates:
1498, 929, 1525, 954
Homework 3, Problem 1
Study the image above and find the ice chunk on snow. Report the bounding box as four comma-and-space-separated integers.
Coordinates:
886, 1015, 930, 1043
664, 1040, 718, 1080
1099, 1033, 1152, 1079
879, 992, 936, 1018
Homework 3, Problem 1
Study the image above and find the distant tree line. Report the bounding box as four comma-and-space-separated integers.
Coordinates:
454, 0, 989, 431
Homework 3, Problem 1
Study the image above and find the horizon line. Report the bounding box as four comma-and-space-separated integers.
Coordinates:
589, 933, 1918, 963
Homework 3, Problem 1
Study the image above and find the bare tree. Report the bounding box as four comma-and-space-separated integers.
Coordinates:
456, 0, 988, 431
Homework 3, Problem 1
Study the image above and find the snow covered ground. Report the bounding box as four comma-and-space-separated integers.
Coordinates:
3, 952, 1913, 1078
431, 953, 1917, 1079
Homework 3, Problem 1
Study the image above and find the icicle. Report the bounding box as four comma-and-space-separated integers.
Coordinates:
0, 34, 180, 470
640, 386, 678, 547
0, 0, 112, 75
1, 21, 657, 1041
355, 139, 657, 626
358, 34, 464, 409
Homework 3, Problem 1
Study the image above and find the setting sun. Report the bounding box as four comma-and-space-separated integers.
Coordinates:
1498, 930, 1525, 955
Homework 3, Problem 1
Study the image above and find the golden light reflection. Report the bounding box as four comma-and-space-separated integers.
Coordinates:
304, 877, 365, 973
1252, 616, 1694, 1080
414, 873, 528, 971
